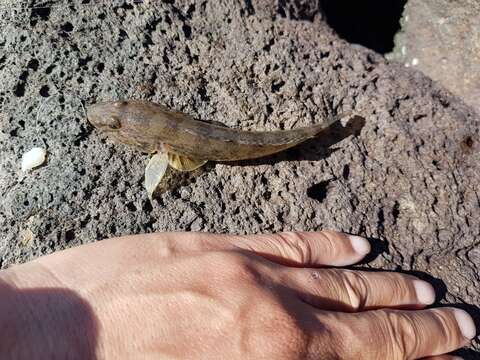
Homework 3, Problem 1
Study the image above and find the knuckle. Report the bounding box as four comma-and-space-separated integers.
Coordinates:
394, 313, 420, 356
374, 310, 419, 359
321, 230, 341, 240
388, 274, 413, 300
272, 232, 313, 264
317, 231, 342, 259
334, 310, 423, 360
341, 270, 368, 311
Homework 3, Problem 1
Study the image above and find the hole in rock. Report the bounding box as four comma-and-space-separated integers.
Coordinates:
65, 229, 75, 243
96, 63, 105, 73
27, 59, 39, 71
13, 83, 25, 97
31, 7, 51, 21
320, 0, 407, 54
126, 202, 137, 212
61, 22, 74, 33
39, 85, 50, 97
182, 24, 192, 39
307, 179, 333, 203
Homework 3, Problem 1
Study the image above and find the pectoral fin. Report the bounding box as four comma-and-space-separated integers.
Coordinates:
167, 153, 207, 172
145, 152, 169, 199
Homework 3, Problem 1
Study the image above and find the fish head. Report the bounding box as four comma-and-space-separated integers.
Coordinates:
87, 100, 158, 152
86, 101, 128, 133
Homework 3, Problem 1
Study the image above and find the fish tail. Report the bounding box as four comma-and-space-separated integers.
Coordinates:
307, 111, 348, 137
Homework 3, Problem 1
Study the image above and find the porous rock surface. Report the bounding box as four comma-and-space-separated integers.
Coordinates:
0, 0, 478, 355
389, 0, 480, 115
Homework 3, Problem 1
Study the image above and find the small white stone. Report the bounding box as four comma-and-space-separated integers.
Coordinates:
21, 147, 47, 172
412, 58, 419, 66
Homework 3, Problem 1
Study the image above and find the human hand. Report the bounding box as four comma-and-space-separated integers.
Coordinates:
0, 231, 475, 359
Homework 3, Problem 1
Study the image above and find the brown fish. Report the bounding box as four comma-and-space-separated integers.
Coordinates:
87, 100, 340, 196
88, 100, 339, 161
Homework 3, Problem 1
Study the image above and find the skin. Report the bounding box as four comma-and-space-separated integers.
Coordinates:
0, 230, 475, 359
86, 100, 338, 161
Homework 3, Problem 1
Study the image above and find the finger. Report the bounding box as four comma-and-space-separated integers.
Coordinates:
106, 230, 371, 266
422, 355, 463, 360
228, 231, 371, 266
169, 230, 371, 266
319, 307, 476, 360
284, 268, 436, 311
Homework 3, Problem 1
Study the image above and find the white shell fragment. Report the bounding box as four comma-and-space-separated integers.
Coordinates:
145, 152, 169, 199
21, 147, 47, 172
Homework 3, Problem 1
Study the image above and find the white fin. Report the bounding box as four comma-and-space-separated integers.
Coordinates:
145, 152, 169, 199
167, 153, 207, 172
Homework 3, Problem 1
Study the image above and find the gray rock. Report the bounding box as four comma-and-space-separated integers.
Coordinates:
0, 0, 478, 356
389, 0, 480, 115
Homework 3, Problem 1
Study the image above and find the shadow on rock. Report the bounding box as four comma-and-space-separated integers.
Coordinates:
456, 348, 480, 360
1, 280, 98, 359
359, 235, 389, 265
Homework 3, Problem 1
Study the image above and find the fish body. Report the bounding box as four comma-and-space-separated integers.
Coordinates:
87, 100, 337, 161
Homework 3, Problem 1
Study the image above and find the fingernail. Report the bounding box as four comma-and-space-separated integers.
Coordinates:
450, 356, 463, 360
413, 280, 435, 305
348, 235, 371, 256
452, 308, 476, 340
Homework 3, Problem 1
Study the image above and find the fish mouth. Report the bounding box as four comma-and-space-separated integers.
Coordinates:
86, 106, 111, 131
85, 105, 99, 126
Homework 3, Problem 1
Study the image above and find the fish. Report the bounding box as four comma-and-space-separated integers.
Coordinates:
87, 100, 341, 197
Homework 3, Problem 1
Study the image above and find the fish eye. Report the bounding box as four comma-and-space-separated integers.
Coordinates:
108, 116, 122, 130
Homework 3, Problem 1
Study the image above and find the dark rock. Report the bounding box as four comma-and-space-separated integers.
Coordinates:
0, 1, 478, 355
